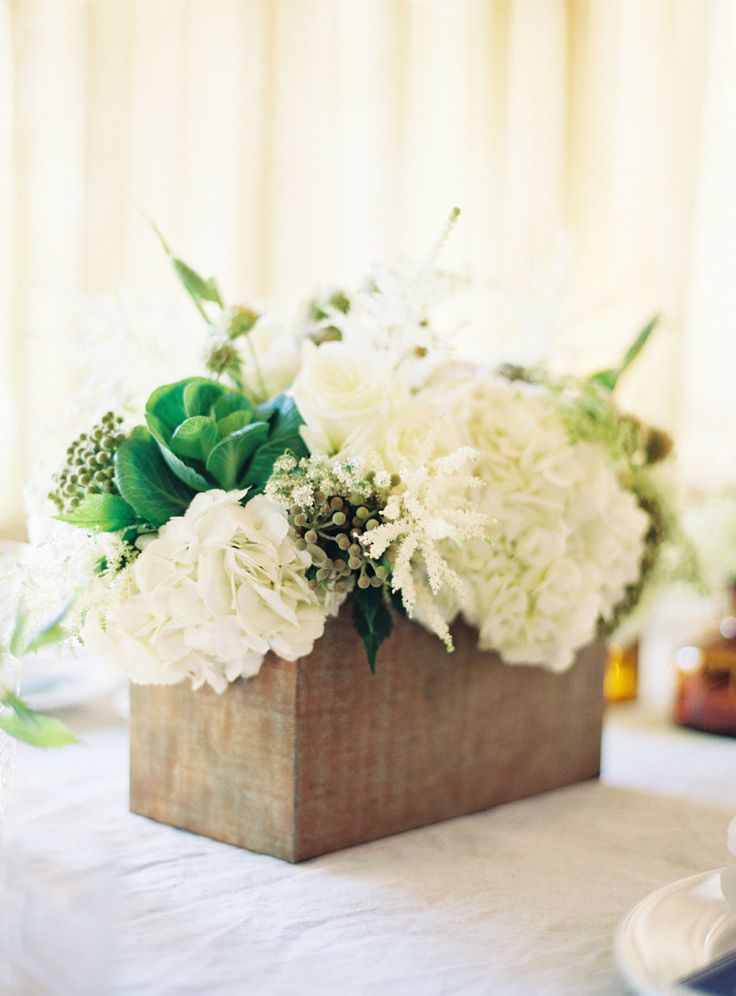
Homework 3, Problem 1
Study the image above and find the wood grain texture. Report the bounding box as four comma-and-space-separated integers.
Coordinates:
130, 613, 606, 862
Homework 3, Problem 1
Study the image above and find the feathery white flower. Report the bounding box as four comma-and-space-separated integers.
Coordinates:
360, 447, 487, 649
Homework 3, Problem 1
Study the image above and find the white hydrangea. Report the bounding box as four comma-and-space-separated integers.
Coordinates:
83, 490, 335, 693
442, 374, 648, 672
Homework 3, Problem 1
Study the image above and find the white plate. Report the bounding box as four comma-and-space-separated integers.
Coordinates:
615, 869, 736, 994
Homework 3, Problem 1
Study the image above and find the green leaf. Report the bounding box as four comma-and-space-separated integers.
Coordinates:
241, 395, 308, 493
183, 379, 227, 418
172, 259, 223, 309
23, 595, 76, 655
206, 422, 269, 490
589, 316, 659, 393
589, 369, 618, 392
217, 410, 253, 436
152, 226, 224, 319
57, 493, 140, 532
352, 586, 393, 673
147, 380, 189, 433
213, 393, 253, 422
0, 698, 77, 748
253, 397, 280, 423
170, 416, 220, 462
159, 448, 212, 492
619, 315, 659, 375
114, 428, 195, 528
145, 412, 212, 492
3, 691, 35, 722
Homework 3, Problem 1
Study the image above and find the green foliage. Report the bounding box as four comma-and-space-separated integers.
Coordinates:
115, 427, 195, 528
153, 225, 223, 320
0, 607, 78, 748
352, 586, 393, 673
241, 395, 308, 493
23, 596, 77, 655
0, 696, 78, 748
206, 422, 270, 489
589, 316, 659, 393
71, 379, 309, 534
558, 381, 645, 463
170, 416, 220, 462
216, 410, 253, 437
58, 493, 141, 532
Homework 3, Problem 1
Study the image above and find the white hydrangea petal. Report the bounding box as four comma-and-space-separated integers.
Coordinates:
89, 490, 331, 693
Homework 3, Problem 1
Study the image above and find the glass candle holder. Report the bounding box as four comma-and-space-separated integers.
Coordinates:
674, 589, 736, 737
604, 641, 639, 703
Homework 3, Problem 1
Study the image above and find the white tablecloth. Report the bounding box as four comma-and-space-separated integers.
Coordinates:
2, 693, 735, 996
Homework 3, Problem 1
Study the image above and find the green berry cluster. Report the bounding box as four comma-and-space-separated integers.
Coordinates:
49, 411, 125, 514
288, 492, 389, 594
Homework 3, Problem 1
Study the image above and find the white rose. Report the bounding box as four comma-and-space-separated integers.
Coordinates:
339, 396, 460, 476
84, 490, 336, 693
291, 340, 390, 454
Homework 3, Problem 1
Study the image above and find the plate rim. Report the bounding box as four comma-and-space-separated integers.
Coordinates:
613, 867, 733, 996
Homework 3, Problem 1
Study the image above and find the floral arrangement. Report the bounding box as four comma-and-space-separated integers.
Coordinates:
13, 213, 688, 701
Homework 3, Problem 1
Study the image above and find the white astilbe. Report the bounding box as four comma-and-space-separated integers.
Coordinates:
360, 447, 487, 649
331, 211, 463, 389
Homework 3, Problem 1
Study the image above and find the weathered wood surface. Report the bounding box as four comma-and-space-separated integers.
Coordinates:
130, 615, 605, 862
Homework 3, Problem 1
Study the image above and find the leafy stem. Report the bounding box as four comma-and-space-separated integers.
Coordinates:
0, 602, 78, 748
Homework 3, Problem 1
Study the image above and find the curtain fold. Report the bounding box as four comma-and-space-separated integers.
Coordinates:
0, 0, 729, 535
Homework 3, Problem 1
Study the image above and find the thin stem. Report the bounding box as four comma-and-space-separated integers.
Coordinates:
245, 333, 269, 400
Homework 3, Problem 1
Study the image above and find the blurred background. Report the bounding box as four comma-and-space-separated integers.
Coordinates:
2, 0, 736, 541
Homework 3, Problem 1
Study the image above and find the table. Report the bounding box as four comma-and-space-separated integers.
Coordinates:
2, 693, 735, 996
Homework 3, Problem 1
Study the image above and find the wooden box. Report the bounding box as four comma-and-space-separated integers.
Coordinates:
129, 614, 605, 862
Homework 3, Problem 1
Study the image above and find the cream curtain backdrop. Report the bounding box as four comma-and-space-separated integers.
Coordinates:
1, 0, 734, 537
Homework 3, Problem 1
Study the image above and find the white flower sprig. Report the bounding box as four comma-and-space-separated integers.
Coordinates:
360, 446, 487, 650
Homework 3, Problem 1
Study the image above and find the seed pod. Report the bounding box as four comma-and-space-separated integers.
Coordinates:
307, 545, 326, 565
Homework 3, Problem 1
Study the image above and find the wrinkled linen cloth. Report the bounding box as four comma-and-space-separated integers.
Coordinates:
1, 697, 734, 996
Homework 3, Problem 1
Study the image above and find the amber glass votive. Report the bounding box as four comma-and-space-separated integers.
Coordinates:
674, 612, 736, 737
604, 642, 639, 703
